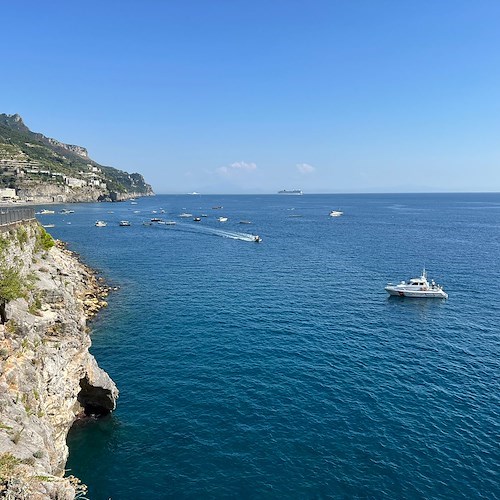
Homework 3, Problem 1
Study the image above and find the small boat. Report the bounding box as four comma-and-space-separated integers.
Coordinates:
329, 210, 343, 217
59, 209, 74, 214
119, 220, 131, 226
385, 269, 448, 299
95, 220, 107, 227
193, 217, 201, 222
151, 217, 162, 222
253, 235, 262, 243
239, 220, 252, 224
201, 214, 208, 218
162, 221, 176, 225
42, 224, 55, 228
212, 206, 223, 210
143, 221, 153, 226
179, 213, 193, 218
217, 216, 228, 222
40, 209, 55, 214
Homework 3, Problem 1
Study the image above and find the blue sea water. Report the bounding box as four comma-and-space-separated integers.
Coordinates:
39, 193, 499, 499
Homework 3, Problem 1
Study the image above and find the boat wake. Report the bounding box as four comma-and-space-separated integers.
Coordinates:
156, 221, 260, 242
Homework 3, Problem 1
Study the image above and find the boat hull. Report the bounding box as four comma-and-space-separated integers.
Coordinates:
385, 286, 448, 299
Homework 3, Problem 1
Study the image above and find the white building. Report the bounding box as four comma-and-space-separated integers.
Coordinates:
0, 188, 18, 201
64, 176, 87, 188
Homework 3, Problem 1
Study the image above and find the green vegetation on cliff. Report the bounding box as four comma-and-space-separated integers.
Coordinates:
0, 113, 153, 197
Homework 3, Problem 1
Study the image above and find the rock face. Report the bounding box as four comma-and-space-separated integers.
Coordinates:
0, 222, 118, 498
0, 113, 155, 204
45, 139, 88, 158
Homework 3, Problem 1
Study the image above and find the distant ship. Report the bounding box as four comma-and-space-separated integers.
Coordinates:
278, 189, 303, 195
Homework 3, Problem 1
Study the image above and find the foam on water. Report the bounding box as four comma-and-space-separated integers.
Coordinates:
157, 221, 260, 242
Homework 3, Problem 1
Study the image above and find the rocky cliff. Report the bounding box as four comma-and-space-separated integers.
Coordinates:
0, 221, 118, 498
0, 113, 154, 203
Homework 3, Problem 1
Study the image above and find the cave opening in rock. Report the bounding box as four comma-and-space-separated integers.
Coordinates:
77, 376, 114, 417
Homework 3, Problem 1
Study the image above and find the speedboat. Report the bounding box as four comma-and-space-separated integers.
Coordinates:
59, 209, 74, 214
385, 269, 448, 298
151, 217, 162, 222
193, 217, 201, 222
329, 210, 343, 217
253, 235, 262, 243
95, 220, 107, 227
179, 213, 193, 218
40, 209, 55, 214
239, 220, 252, 224
218, 217, 228, 222
119, 220, 131, 226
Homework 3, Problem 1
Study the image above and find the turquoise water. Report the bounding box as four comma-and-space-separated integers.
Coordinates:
40, 194, 499, 499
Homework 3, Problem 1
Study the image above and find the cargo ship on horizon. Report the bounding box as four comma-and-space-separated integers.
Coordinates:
278, 189, 303, 195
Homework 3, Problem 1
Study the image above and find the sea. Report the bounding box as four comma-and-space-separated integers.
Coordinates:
36, 193, 499, 499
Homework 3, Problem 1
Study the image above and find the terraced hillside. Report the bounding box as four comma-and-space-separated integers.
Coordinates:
0, 114, 153, 203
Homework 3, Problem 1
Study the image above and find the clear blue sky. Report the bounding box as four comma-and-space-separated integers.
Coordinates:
3, 1, 500, 193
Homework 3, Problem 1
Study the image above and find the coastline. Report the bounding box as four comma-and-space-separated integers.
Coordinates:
0, 221, 118, 498
0, 191, 154, 208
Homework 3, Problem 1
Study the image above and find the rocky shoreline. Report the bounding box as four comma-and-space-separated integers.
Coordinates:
0, 191, 153, 208
0, 222, 118, 498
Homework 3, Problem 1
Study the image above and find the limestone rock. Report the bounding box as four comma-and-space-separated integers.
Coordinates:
0, 221, 118, 497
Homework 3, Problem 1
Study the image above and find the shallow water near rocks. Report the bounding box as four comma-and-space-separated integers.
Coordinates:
39, 193, 499, 499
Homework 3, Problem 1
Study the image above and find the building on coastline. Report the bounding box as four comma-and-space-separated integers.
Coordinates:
0, 187, 18, 201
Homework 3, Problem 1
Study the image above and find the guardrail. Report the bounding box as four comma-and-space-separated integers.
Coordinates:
0, 208, 36, 227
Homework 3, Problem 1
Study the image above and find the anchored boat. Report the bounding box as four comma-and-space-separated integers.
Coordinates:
385, 269, 448, 298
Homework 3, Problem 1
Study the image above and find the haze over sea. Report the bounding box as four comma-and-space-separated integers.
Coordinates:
39, 193, 499, 499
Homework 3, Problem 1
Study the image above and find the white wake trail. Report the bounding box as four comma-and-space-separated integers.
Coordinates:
156, 221, 260, 242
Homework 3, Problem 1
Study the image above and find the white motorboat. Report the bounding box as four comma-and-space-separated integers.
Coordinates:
179, 213, 193, 218
253, 235, 262, 243
218, 217, 228, 222
329, 210, 343, 217
40, 209, 55, 214
158, 220, 176, 225
119, 220, 131, 226
95, 220, 107, 227
385, 269, 448, 299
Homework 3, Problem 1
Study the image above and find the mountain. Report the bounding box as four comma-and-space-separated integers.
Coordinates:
0, 114, 153, 203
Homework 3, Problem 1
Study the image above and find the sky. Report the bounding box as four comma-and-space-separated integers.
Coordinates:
2, 0, 500, 194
